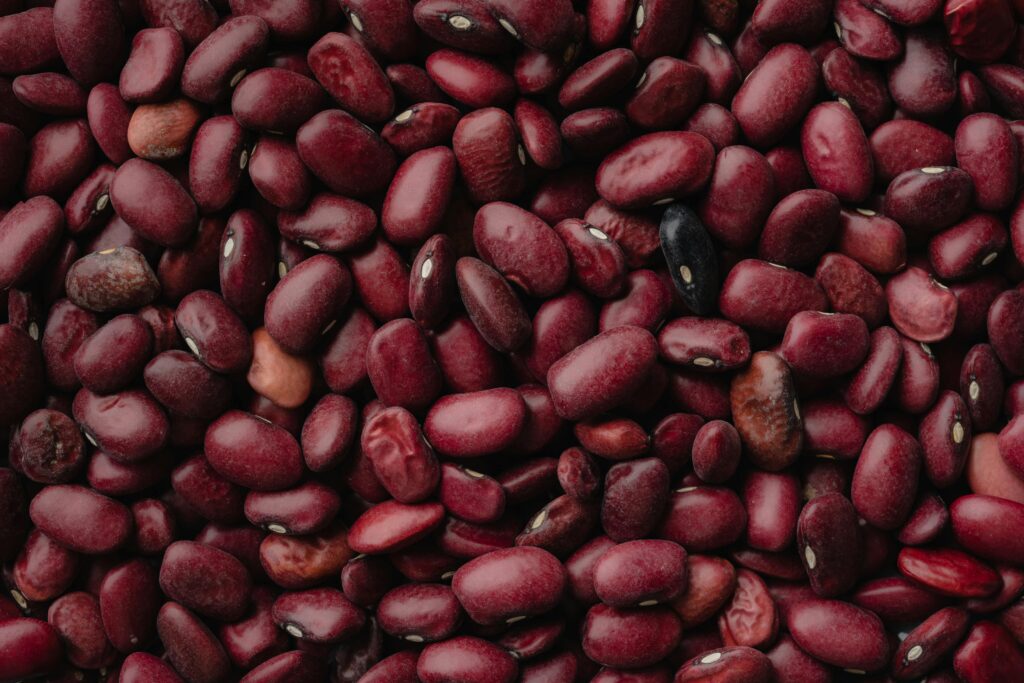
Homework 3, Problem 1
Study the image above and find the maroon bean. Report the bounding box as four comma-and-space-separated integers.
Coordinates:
29, 484, 131, 554
685, 103, 740, 151
452, 546, 565, 625
658, 486, 746, 552
171, 454, 244, 523
951, 494, 1024, 565
188, 117, 248, 215
120, 652, 187, 682
230, 66, 322, 133
845, 326, 902, 414
118, 27, 183, 104
718, 568, 779, 650
719, 260, 828, 334
359, 406, 438, 503
742, 471, 799, 553
12, 72, 85, 117
626, 56, 706, 130
871, 119, 954, 185
99, 559, 160, 653
798, 492, 862, 597
582, 604, 681, 669
144, 350, 232, 420
888, 28, 957, 117
181, 15, 269, 104
787, 599, 889, 672
930, 213, 1007, 282
13, 528, 78, 604
204, 410, 303, 491
561, 107, 631, 161
886, 267, 958, 343
73, 387, 168, 462
361, 651, 419, 683
297, 395, 355, 474
852, 575, 949, 625
898, 491, 950, 546
658, 317, 750, 372
417, 635, 518, 683
691, 420, 740, 483
669, 370, 732, 421
547, 325, 657, 421
954, 621, 1024, 681
884, 166, 974, 236
0, 617, 63, 682
73, 314, 151, 394
47, 591, 115, 671
0, 7, 58, 76
697, 145, 775, 251
557, 446, 601, 501
110, 158, 196, 247
426, 388, 526, 457
16, 408, 86, 484
837, 208, 907, 275
308, 32, 394, 124
159, 540, 251, 622
516, 493, 599, 558
426, 49, 515, 108
955, 113, 1018, 212
598, 268, 671, 333
630, 0, 694, 59
558, 48, 638, 112
781, 311, 869, 378
731, 44, 819, 148
366, 318, 443, 412
918, 390, 971, 489
25, 121, 95, 204
453, 107, 526, 204
897, 335, 941, 414
802, 399, 870, 460
348, 500, 445, 555
852, 424, 922, 530
382, 102, 462, 157
157, 601, 231, 683
297, 112, 396, 199
380, 147, 455, 247
313, 308, 373, 395
270, 587, 364, 644
131, 499, 175, 555
175, 289, 252, 374
347, 237, 411, 322
959, 344, 1003, 433
801, 102, 873, 204
263, 254, 350, 354
85, 84, 132, 165
596, 131, 714, 209
0, 323, 45, 425
377, 583, 461, 644
413, 0, 516, 54
593, 539, 687, 607
898, 546, 1001, 598
514, 99, 563, 171
759, 190, 841, 269
259, 523, 353, 589
244, 481, 339, 537
988, 288, 1024, 374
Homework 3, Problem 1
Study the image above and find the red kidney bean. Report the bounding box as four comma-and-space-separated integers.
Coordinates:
899, 491, 950, 546
188, 118, 248, 215
558, 48, 638, 112
781, 311, 869, 378
512, 384, 562, 454
244, 481, 339, 536
0, 7, 58, 76
697, 145, 775, 251
296, 109, 397, 197
599, 268, 671, 332
440, 464, 505, 524
382, 102, 461, 157
307, 32, 394, 125
348, 500, 446, 555
731, 44, 819, 148
473, 202, 570, 298
360, 406, 439, 503
561, 107, 631, 161
245, 135, 309, 210
600, 459, 668, 542
521, 289, 597, 382
852, 575, 950, 625
438, 515, 516, 559
685, 103, 740, 150
988, 288, 1024, 374
565, 535, 617, 605
886, 267, 958, 343
271, 587, 364, 644
658, 317, 750, 372
575, 417, 649, 461
955, 113, 1018, 212
298, 396, 356, 473
264, 254, 350, 353
217, 587, 287, 670
557, 446, 601, 501
719, 568, 778, 650
118, 27, 183, 104
885, 166, 974, 236
888, 28, 957, 117
98, 558, 161, 653
918, 390, 971, 488
47, 591, 115, 671
180, 15, 269, 104
871, 120, 954, 185
668, 555, 735, 630
951, 494, 1024, 565
0, 196, 63, 291
451, 546, 565, 625
413, 0, 516, 54
968, 433, 1024, 507
802, 398, 870, 460
380, 147, 455, 247
675, 646, 773, 683
73, 313, 151, 394
29, 484, 131, 555
430, 315, 504, 392
131, 498, 175, 555
959, 344, 1004, 432
40, 298, 97, 394
552, 219, 626, 299
279, 195, 376, 256
788, 598, 889, 672
547, 325, 657, 421
377, 583, 461, 643
852, 424, 922, 530
452, 107, 526, 204
585, 199, 662, 269
690, 420, 740, 483
204, 410, 303, 491
0, 617, 63, 682
730, 351, 803, 471
15, 408, 85, 484
171, 454, 244, 523
175, 289, 252, 375
86, 84, 132, 165
13, 528, 78, 604
801, 102, 872, 204
13, 72, 86, 117
720, 259, 828, 334
596, 131, 714, 209
798, 492, 862, 597
845, 326, 902, 414
258, 523, 353, 589
417, 635, 518, 683
582, 604, 681, 669
592, 539, 686, 608
341, 554, 399, 607
897, 336, 941, 414
366, 318, 443, 411
742, 471, 799, 554
360, 650, 419, 683
230, 66, 322, 133
109, 158, 197, 247
892, 606, 970, 679
627, 56, 706, 130
346, 236, 411, 323
409, 235, 457, 330
946, 0, 1017, 62
760, 190, 841, 269
898, 547, 1001, 598
930, 213, 1007, 281
425, 388, 526, 457
156, 601, 231, 683
954, 620, 1024, 681
73, 387, 168, 462
144, 350, 231, 420
837, 208, 907, 275
658, 485, 746, 552
159, 540, 252, 622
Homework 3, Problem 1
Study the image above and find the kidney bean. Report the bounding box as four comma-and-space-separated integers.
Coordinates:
12, 72, 85, 117
966, 433, 1024, 506
178, 16, 267, 102
378, 151, 456, 249
143, 349, 232, 420
556, 447, 600, 502
886, 266, 959, 344
930, 213, 1008, 283
950, 494, 1024, 565
85, 85, 132, 167
425, 49, 514, 109
885, 166, 974, 237
740, 472, 798, 555
358, 406, 437, 503
217, 586, 286, 670
696, 146, 774, 252
455, 106, 530, 204
898, 547, 1001, 598
245, 329, 313, 408
787, 599, 889, 672
657, 485, 747, 552
719, 568, 778, 650
729, 351, 802, 470
73, 387, 167, 462
988, 288, 1024, 375
347, 500, 445, 556
954, 114, 1018, 216
427, 388, 527, 457
800, 102, 873, 204
511, 384, 563, 455
595, 457, 668, 541
450, 546, 564, 625
306, 32, 394, 124
759, 191, 840, 270
0, 198, 62, 295
953, 620, 1024, 681
298, 110, 399, 199
674, 646, 773, 683
417, 635, 518, 683
582, 604, 681, 669
563, 535, 615, 606
731, 44, 819, 148
131, 498, 175, 555
186, 120, 247, 216
596, 131, 714, 209
15, 408, 85, 484
870, 121, 953, 188
575, 417, 648, 461
0, 617, 63, 682
782, 311, 870, 379
891, 606, 969, 678
263, 255, 349, 354
599, 269, 671, 332
375, 583, 460, 644
802, 399, 869, 460
627, 56, 706, 130
383, 102, 461, 158
409, 235, 457, 332
688, 420, 738, 483
365, 319, 443, 412
0, 7, 58, 76
837, 210, 907, 277
47, 591, 115, 671
852, 424, 922, 530
204, 410, 303, 492
720, 259, 828, 334
558, 48, 638, 113
117, 27, 182, 104
158, 540, 252, 622
561, 107, 630, 162
170, 454, 244, 523
518, 292, 594, 383
899, 492, 951, 546
431, 315, 505, 393
590, 539, 686, 608
110, 158, 197, 247
243, 482, 338, 537
917, 390, 971, 488
851, 576, 948, 627
271, 588, 364, 644
897, 337, 941, 415
887, 28, 957, 117
255, 523, 349, 590
844, 326, 901, 414
28, 484, 131, 555
685, 103, 740, 151
155, 601, 231, 683
71, 314, 150, 395
413, 0, 514, 54
174, 289, 252, 375
296, 397, 356, 475
550, 219, 624, 299
12, 528, 77, 604
797, 492, 861, 598
96, 558, 160, 654
360, 651, 419, 683
472, 202, 569, 299
658, 317, 750, 373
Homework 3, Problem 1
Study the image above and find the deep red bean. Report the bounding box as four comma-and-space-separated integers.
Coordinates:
954, 621, 1024, 681
596, 131, 714, 209
729, 351, 803, 471
361, 406, 440, 503
430, 315, 504, 392
852, 424, 922, 530
787, 599, 889, 672
759, 189, 840, 269
658, 485, 746, 552
582, 604, 681, 669
884, 166, 974, 236
0, 617, 63, 682
781, 311, 869, 378
417, 635, 518, 683
698, 145, 775, 251
204, 410, 303, 491
798, 492, 862, 597
627, 56, 706, 130
801, 102, 872, 204
15, 408, 85, 484
731, 44, 819, 148
959, 344, 1004, 431
407, 234, 455, 328
898, 547, 1001, 598
951, 494, 1024, 565
719, 259, 828, 334
159, 540, 252, 621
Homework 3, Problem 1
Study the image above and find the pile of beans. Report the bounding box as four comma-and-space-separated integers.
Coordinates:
7, 0, 1024, 681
